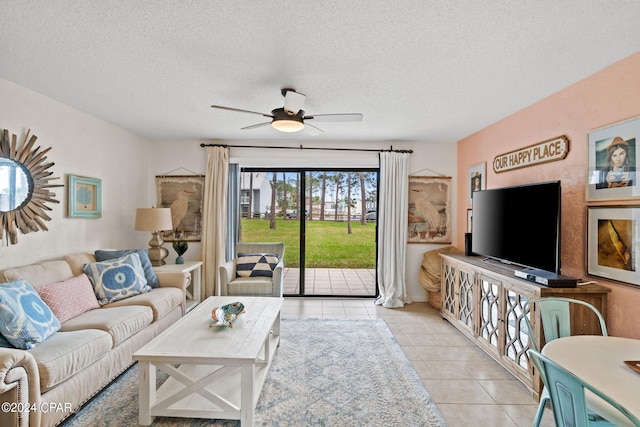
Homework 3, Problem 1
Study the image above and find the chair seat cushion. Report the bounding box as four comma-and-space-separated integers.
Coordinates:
235, 253, 279, 278
228, 277, 274, 296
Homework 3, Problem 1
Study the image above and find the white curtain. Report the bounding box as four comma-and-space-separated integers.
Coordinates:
376, 151, 411, 308
201, 146, 229, 297
226, 163, 240, 262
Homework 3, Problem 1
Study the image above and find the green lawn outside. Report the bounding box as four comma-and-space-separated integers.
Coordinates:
240, 218, 376, 268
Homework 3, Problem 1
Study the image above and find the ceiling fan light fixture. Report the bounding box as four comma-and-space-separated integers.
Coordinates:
271, 118, 304, 132
211, 90, 363, 135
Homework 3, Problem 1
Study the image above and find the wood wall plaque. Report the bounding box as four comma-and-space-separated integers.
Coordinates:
493, 136, 569, 173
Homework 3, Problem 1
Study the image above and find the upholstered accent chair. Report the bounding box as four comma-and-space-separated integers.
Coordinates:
218, 242, 285, 297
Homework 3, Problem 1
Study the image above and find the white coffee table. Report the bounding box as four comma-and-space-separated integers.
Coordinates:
133, 296, 283, 426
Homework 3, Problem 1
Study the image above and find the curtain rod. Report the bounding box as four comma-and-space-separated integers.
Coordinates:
199, 143, 412, 154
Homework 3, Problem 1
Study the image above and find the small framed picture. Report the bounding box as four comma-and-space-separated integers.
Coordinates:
586, 206, 639, 286
68, 175, 102, 218
468, 162, 486, 206
587, 116, 640, 201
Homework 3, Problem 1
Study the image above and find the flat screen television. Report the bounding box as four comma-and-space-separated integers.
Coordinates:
471, 181, 561, 273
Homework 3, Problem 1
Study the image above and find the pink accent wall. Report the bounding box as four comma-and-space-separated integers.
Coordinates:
457, 52, 640, 339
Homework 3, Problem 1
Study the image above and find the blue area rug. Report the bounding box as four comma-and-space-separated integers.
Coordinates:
61, 319, 446, 426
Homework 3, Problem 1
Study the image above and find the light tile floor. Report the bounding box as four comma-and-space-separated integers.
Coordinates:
281, 298, 555, 427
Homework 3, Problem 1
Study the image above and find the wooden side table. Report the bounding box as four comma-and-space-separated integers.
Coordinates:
154, 261, 203, 312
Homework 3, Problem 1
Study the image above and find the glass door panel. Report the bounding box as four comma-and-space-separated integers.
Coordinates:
239, 168, 377, 298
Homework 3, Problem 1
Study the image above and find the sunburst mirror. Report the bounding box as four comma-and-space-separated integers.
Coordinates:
0, 129, 61, 245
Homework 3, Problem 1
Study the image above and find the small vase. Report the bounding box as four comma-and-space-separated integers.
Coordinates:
172, 240, 188, 265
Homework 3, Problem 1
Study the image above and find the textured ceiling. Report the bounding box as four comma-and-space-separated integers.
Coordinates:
1, 1, 640, 143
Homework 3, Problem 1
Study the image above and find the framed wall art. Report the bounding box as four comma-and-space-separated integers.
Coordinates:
587, 116, 640, 201
68, 175, 102, 218
156, 175, 204, 242
408, 176, 452, 244
586, 206, 639, 286
468, 162, 486, 206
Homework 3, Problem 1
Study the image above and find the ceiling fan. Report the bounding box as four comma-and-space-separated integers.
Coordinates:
210, 88, 363, 135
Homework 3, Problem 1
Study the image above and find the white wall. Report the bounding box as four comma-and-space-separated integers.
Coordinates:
0, 77, 151, 269
406, 141, 457, 301
149, 139, 458, 302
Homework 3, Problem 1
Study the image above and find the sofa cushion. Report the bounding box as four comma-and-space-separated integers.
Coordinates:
59, 305, 153, 346
95, 249, 160, 288
236, 253, 279, 278
37, 274, 100, 323
83, 253, 151, 305
0, 280, 61, 349
1, 260, 73, 286
104, 287, 183, 321
27, 329, 112, 393
65, 252, 96, 277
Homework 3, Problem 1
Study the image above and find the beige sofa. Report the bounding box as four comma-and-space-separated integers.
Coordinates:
0, 252, 189, 427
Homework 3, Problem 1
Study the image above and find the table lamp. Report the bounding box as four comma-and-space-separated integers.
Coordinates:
135, 207, 173, 266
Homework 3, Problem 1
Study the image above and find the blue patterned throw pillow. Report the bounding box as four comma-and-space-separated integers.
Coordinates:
0, 280, 61, 349
95, 249, 160, 288
83, 253, 151, 305
236, 253, 279, 278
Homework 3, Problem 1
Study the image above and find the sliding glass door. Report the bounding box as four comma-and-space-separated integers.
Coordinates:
239, 168, 378, 298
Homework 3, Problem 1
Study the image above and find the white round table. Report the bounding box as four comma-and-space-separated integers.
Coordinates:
542, 335, 640, 427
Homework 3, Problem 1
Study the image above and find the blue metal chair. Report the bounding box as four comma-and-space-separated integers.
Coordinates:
527, 349, 640, 427
523, 297, 608, 427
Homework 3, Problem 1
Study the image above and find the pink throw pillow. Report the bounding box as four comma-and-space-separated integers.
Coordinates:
37, 274, 100, 324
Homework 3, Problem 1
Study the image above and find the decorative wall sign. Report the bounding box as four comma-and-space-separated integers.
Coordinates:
408, 176, 451, 244
586, 206, 639, 286
0, 129, 61, 244
68, 175, 102, 218
586, 116, 639, 201
156, 175, 204, 242
493, 136, 569, 173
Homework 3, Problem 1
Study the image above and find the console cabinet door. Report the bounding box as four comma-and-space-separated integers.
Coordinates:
441, 259, 475, 337
457, 266, 475, 333
502, 284, 536, 386
477, 275, 537, 387
477, 273, 502, 358
441, 261, 457, 319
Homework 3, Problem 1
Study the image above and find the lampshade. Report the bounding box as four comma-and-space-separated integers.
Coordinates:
135, 208, 173, 232
272, 118, 304, 132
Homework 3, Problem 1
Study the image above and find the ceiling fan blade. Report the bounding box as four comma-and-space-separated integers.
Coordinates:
241, 122, 272, 130
211, 105, 273, 118
304, 113, 363, 122
305, 123, 324, 136
283, 90, 306, 115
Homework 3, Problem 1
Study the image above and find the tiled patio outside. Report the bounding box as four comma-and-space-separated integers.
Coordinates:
283, 267, 377, 296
